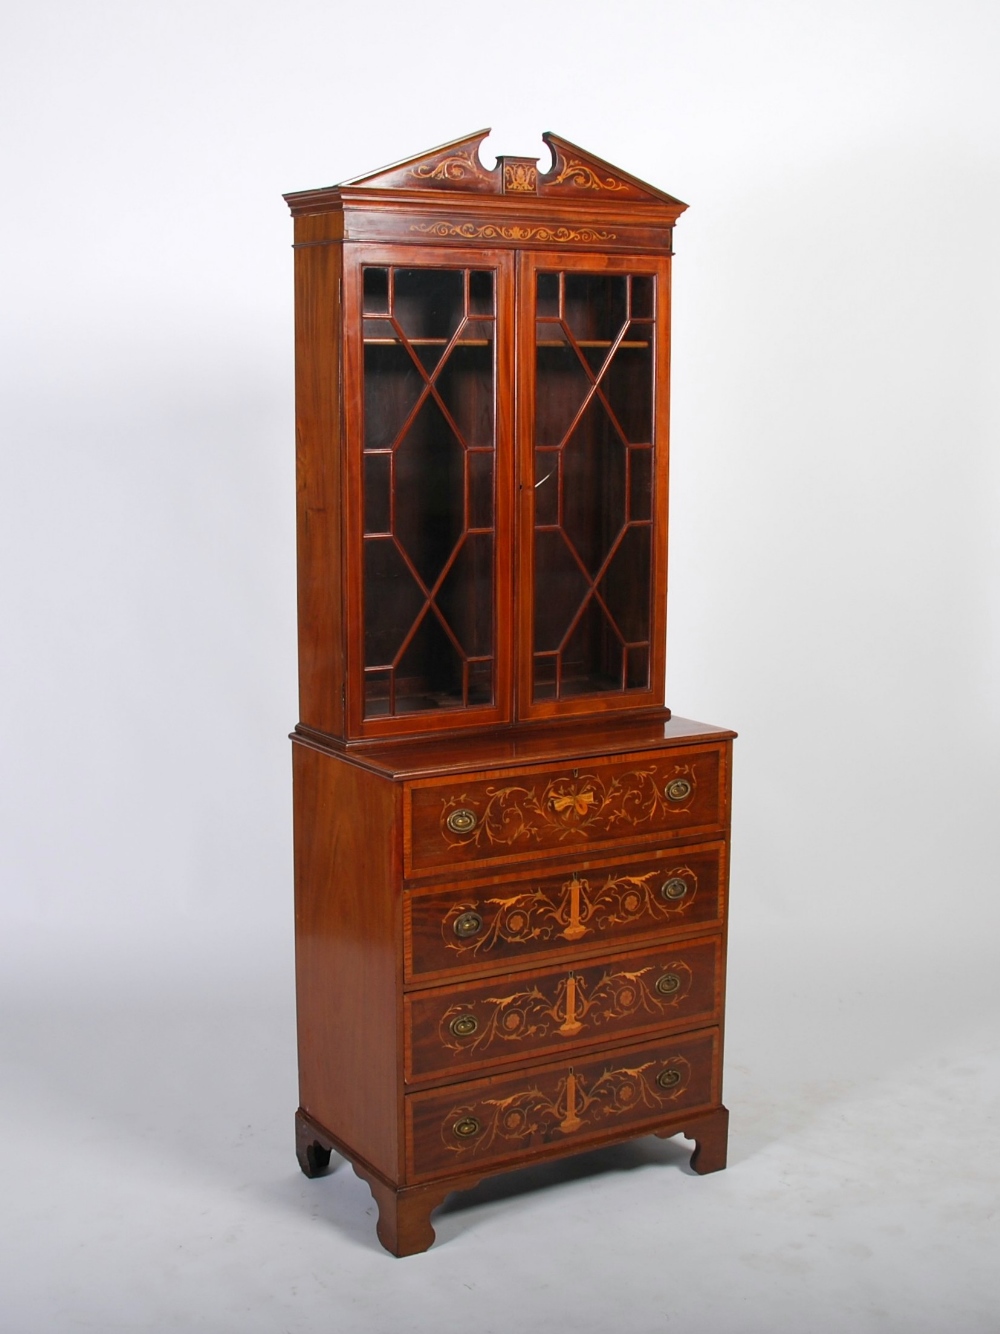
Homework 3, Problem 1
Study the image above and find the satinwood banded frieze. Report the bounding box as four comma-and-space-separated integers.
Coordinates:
404, 843, 726, 982
405, 936, 719, 1081
409, 220, 617, 244
406, 1029, 719, 1179
406, 746, 726, 873
334, 209, 673, 252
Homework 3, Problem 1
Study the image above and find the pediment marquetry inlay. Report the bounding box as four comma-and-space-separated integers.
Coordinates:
410, 151, 493, 186
550, 156, 628, 192
499, 157, 539, 194
294, 129, 687, 214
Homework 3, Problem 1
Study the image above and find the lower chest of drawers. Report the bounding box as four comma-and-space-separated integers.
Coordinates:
291, 726, 733, 1254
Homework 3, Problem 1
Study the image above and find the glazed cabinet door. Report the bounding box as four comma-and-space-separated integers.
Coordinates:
516, 252, 672, 720
343, 246, 515, 737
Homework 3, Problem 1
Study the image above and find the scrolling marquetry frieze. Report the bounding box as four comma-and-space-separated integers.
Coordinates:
442, 866, 699, 960
409, 221, 617, 244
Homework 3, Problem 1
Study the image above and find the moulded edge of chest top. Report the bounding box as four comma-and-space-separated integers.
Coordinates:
290, 714, 737, 783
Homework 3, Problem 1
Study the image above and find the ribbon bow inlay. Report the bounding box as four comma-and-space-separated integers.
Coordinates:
550, 789, 598, 817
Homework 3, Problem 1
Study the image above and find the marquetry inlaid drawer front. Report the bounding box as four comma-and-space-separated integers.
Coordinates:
404, 842, 725, 983
405, 936, 721, 1082
405, 745, 726, 876
406, 1027, 720, 1181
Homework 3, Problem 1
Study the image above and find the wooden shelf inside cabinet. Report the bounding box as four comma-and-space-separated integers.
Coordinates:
286, 128, 735, 1257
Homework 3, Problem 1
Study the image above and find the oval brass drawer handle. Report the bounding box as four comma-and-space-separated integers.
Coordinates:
449, 1013, 478, 1038
453, 910, 483, 938
453, 1115, 480, 1139
664, 778, 692, 802
657, 1067, 682, 1089
446, 807, 478, 834
660, 876, 688, 901
655, 971, 681, 996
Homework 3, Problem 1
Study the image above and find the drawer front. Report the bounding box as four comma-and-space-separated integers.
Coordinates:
405, 745, 727, 876
404, 842, 726, 982
405, 936, 721, 1082
407, 1027, 720, 1181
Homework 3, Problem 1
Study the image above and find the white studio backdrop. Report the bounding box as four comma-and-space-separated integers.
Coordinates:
3, 0, 998, 957
1, 2, 999, 1329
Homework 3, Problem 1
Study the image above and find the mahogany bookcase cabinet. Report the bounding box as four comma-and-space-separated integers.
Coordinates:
284, 130, 735, 1256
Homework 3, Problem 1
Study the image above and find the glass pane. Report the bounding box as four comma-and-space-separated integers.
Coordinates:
535, 324, 591, 447
395, 610, 463, 712
364, 338, 424, 450
468, 450, 494, 529
436, 533, 493, 658
561, 599, 623, 696
531, 269, 657, 703
363, 452, 391, 534
435, 326, 494, 447
393, 269, 464, 341
536, 272, 560, 318
363, 538, 425, 667
468, 659, 494, 706
469, 271, 494, 316
363, 267, 389, 314
563, 274, 627, 344
598, 524, 652, 645
602, 323, 653, 443
533, 653, 557, 700
630, 275, 654, 320
626, 645, 650, 690
561, 398, 626, 577
628, 447, 652, 521
362, 264, 498, 719
534, 450, 559, 526
533, 530, 589, 653
364, 668, 392, 716
393, 396, 465, 588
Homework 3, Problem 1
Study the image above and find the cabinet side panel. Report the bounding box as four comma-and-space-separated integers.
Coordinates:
716, 740, 733, 1087
293, 742, 400, 1178
294, 223, 345, 735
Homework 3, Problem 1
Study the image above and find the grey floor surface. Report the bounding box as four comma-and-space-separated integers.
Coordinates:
1, 919, 997, 1333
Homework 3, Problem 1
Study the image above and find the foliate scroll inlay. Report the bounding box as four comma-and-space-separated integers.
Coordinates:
439, 764, 697, 851
411, 152, 488, 184
410, 222, 616, 243
441, 865, 698, 959
441, 1057, 693, 1155
550, 156, 628, 192
436, 960, 695, 1058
